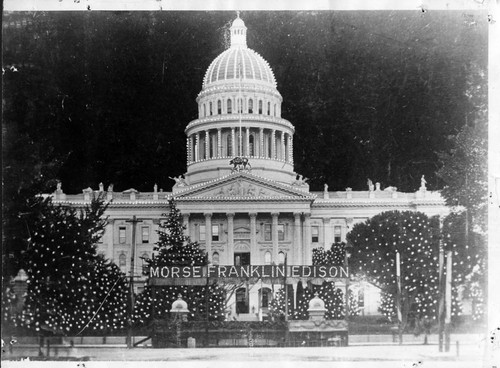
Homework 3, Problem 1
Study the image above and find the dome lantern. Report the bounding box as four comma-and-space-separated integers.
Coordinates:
230, 12, 247, 48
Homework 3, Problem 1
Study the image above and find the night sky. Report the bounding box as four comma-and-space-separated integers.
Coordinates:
2, 10, 488, 194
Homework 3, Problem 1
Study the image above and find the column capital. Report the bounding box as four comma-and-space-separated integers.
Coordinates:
183, 213, 190, 218
303, 212, 311, 219
323, 217, 331, 223
226, 212, 235, 218
293, 212, 302, 218
271, 212, 280, 218
204, 212, 212, 218
249, 212, 258, 218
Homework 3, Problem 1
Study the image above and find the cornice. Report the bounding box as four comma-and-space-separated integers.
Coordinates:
185, 115, 294, 133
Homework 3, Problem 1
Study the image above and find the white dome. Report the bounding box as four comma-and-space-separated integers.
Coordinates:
202, 47, 277, 89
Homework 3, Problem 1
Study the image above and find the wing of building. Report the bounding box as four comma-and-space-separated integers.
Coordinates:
51, 15, 448, 319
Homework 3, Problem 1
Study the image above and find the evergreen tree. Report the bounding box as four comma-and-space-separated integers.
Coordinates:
379, 290, 397, 321
21, 195, 129, 335
293, 281, 313, 320
133, 198, 225, 324
441, 211, 486, 321
316, 281, 344, 319
347, 211, 440, 329
347, 288, 361, 318
312, 242, 346, 265
269, 287, 293, 321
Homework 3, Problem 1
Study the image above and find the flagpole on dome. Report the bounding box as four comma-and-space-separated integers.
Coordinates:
238, 59, 242, 158
236, 11, 243, 158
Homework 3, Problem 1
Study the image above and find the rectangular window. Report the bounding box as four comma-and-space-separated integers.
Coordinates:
334, 226, 342, 243
264, 224, 272, 241
312, 226, 319, 243
142, 226, 149, 244
277, 224, 285, 241
212, 224, 219, 241
199, 225, 206, 242
119, 226, 126, 244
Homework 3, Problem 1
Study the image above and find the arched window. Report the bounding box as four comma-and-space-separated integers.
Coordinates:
267, 101, 271, 115
258, 100, 263, 114
248, 99, 253, 114
249, 135, 254, 156
209, 102, 213, 116
119, 253, 126, 267
227, 133, 232, 157
264, 251, 271, 265
212, 252, 219, 265
278, 251, 286, 265
227, 99, 232, 114
217, 100, 221, 114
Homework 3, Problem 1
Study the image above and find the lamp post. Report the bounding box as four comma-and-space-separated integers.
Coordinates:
126, 215, 142, 349
170, 295, 190, 347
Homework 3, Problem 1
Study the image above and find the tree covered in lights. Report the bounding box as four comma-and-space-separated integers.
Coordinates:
347, 211, 440, 329
347, 288, 361, 318
312, 242, 346, 265
442, 211, 486, 321
133, 198, 225, 324
21, 195, 129, 335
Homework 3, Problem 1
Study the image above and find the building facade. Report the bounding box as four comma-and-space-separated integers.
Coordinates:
51, 16, 448, 319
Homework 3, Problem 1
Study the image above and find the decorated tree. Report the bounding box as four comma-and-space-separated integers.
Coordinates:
133, 198, 225, 324
379, 290, 397, 321
347, 288, 361, 318
312, 242, 346, 265
316, 282, 345, 319
21, 195, 129, 335
311, 244, 347, 319
442, 211, 486, 321
347, 211, 440, 330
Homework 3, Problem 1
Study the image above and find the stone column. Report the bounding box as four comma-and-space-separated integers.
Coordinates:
217, 128, 222, 158
227, 212, 235, 265
245, 127, 250, 157
272, 212, 279, 263
259, 128, 264, 158
286, 134, 291, 163
281, 131, 286, 160
303, 213, 311, 265
195, 132, 200, 161
182, 213, 190, 238
271, 130, 276, 159
289, 135, 294, 163
186, 137, 190, 163
293, 212, 302, 265
231, 128, 235, 158
205, 130, 210, 159
249, 212, 258, 265
204, 213, 212, 262
323, 217, 331, 250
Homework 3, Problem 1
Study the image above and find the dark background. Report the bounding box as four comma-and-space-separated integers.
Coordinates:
2, 10, 487, 195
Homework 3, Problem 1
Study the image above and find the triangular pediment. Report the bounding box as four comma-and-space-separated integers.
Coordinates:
174, 172, 315, 201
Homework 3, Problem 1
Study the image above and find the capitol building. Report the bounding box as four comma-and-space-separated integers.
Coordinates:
51, 15, 448, 319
